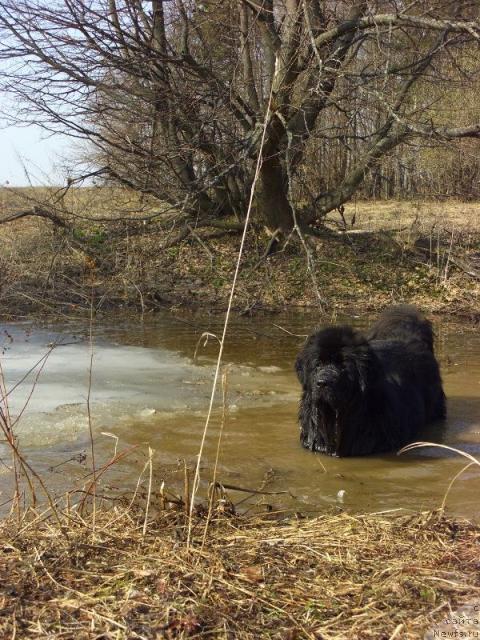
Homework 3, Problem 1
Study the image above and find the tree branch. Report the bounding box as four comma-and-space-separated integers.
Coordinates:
314, 13, 479, 51
241, 0, 281, 51
239, 1, 260, 112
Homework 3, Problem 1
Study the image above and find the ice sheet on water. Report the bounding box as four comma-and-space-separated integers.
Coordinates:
0, 325, 210, 444
0, 324, 295, 447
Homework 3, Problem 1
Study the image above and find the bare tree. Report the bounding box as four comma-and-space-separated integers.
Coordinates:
0, 1, 479, 237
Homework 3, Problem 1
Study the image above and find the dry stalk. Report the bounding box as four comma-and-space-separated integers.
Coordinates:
142, 446, 154, 537
399, 441, 480, 513
202, 364, 231, 548
0, 342, 63, 528
79, 444, 140, 515
0, 357, 20, 510
86, 293, 97, 526
187, 85, 276, 549
443, 226, 456, 284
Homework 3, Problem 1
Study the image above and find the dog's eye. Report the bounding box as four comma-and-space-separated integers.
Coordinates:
317, 360, 343, 370
323, 358, 343, 368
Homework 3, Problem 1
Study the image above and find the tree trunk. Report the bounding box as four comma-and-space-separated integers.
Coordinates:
259, 155, 294, 233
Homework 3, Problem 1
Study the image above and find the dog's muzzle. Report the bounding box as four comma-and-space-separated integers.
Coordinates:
312, 365, 341, 404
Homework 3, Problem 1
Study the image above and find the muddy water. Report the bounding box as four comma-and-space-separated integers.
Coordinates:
0, 313, 479, 518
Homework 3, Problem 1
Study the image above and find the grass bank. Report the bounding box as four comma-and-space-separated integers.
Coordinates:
1, 498, 479, 639
0, 189, 479, 319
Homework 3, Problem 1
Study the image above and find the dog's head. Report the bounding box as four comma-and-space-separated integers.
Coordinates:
295, 326, 373, 455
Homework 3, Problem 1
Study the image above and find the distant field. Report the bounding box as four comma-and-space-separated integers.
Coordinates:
1, 186, 480, 232
326, 199, 480, 232
0, 185, 152, 220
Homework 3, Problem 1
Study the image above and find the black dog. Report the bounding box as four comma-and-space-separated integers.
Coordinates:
295, 305, 446, 456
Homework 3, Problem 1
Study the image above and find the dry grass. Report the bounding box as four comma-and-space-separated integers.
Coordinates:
0, 496, 479, 639
334, 199, 480, 233
0, 188, 479, 318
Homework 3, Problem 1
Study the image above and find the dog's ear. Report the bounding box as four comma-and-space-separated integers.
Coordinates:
295, 352, 306, 385
295, 334, 316, 386
357, 365, 368, 393
344, 331, 371, 393
352, 338, 381, 395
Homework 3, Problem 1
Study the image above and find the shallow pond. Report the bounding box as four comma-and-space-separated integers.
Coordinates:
0, 312, 479, 518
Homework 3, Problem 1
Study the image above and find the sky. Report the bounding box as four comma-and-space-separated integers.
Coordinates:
0, 121, 75, 186
0, 53, 79, 186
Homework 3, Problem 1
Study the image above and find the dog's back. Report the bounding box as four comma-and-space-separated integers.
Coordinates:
367, 305, 434, 353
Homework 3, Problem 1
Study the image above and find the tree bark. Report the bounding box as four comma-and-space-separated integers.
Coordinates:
259, 154, 294, 233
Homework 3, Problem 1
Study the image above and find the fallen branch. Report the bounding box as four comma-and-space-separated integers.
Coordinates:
0, 206, 69, 229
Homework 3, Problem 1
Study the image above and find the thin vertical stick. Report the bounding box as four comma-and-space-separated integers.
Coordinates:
443, 227, 455, 284
184, 459, 190, 517
0, 344, 57, 513
186, 87, 274, 549
0, 358, 20, 513
86, 296, 97, 527
142, 447, 154, 537
202, 366, 230, 548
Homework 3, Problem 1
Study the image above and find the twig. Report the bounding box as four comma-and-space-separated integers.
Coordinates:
388, 623, 404, 639
186, 223, 214, 266
214, 482, 293, 497
273, 323, 308, 338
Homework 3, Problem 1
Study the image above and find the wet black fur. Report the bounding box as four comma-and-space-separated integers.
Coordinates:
295, 305, 446, 456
